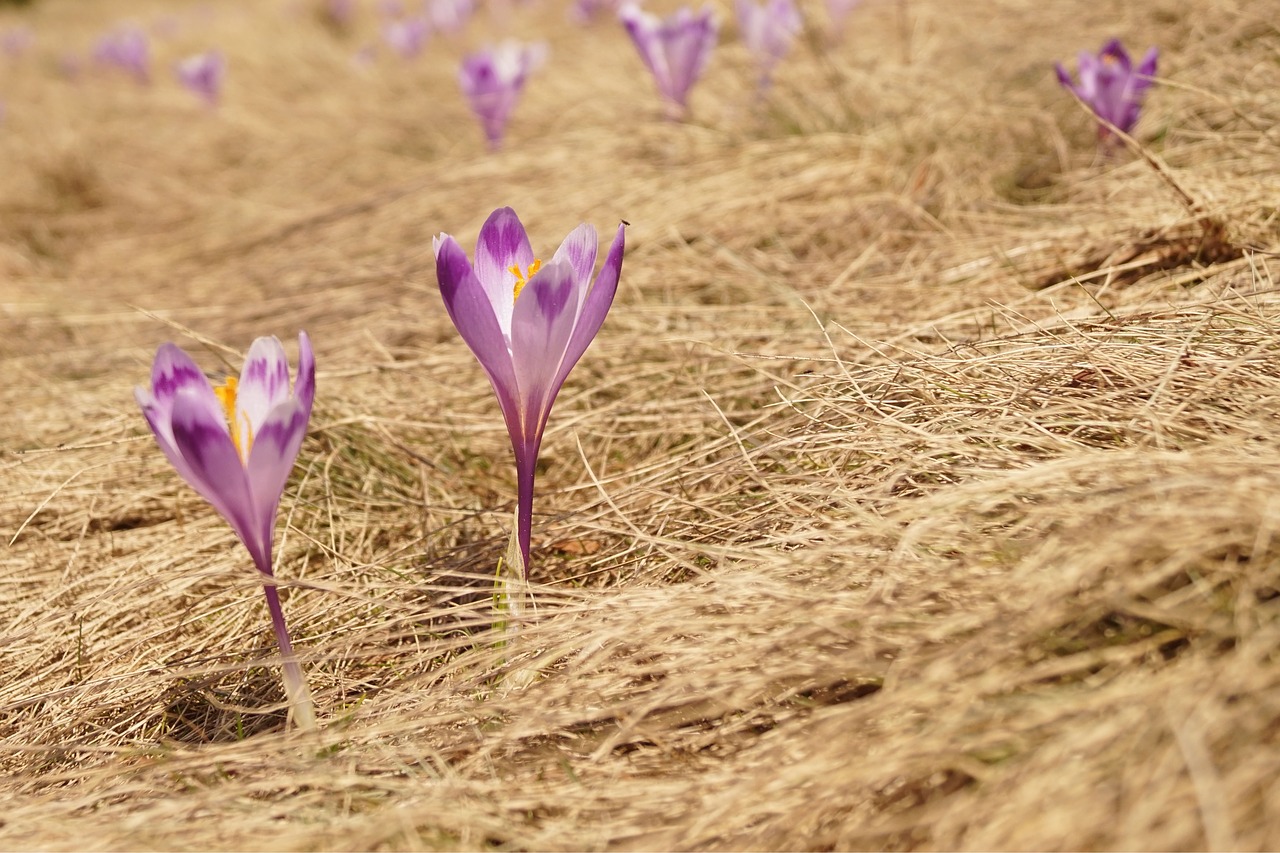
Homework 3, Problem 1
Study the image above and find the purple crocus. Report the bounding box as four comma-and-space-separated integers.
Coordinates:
458, 41, 546, 149
93, 25, 151, 84
135, 333, 318, 732
434, 208, 626, 579
427, 0, 473, 35
1055, 38, 1158, 143
174, 50, 225, 107
619, 3, 718, 120
735, 0, 802, 90
383, 15, 430, 58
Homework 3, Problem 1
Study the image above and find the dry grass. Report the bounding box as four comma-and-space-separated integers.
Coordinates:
2, 0, 1279, 848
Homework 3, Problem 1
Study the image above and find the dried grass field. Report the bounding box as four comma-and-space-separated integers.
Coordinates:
2, 0, 1279, 849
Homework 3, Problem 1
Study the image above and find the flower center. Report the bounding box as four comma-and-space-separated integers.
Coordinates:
213, 375, 254, 461
508, 258, 542, 301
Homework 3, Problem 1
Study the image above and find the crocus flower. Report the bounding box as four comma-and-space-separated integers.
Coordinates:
135, 333, 318, 732
435, 208, 626, 579
383, 15, 430, 58
458, 41, 546, 149
1055, 39, 1158, 143
619, 3, 718, 120
735, 0, 801, 90
174, 50, 225, 107
570, 0, 619, 25
93, 25, 150, 84
427, 0, 473, 35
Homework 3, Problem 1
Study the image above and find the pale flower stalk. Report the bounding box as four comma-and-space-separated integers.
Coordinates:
135, 334, 318, 733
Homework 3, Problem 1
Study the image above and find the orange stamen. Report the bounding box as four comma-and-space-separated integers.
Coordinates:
508, 258, 542, 301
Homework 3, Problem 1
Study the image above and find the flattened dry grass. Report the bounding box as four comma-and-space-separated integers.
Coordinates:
2, 0, 1279, 848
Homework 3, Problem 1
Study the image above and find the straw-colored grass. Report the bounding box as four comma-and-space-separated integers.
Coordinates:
2, 0, 1278, 848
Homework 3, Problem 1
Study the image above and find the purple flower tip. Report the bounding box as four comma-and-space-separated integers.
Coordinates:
175, 50, 226, 107
735, 0, 802, 85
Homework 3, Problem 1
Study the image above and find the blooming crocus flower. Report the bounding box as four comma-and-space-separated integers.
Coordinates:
458, 40, 546, 149
93, 25, 150, 84
427, 0, 473, 34
1055, 38, 1158, 143
135, 333, 318, 732
383, 16, 430, 58
174, 50, 225, 107
619, 3, 718, 120
435, 208, 626, 580
735, 0, 801, 90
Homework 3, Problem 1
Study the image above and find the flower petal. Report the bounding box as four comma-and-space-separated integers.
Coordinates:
246, 396, 310, 563
437, 233, 524, 440
137, 343, 222, 490
236, 335, 292, 439
511, 258, 580, 440
169, 386, 266, 567
474, 207, 534, 331
553, 221, 625, 395
551, 221, 598, 314
295, 331, 316, 419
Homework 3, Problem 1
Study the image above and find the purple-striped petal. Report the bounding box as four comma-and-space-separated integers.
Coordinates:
474, 207, 534, 329
553, 221, 625, 395
511, 259, 580, 437
169, 387, 265, 566
236, 336, 292, 441
551, 222, 599, 297
295, 331, 316, 418
245, 396, 309, 566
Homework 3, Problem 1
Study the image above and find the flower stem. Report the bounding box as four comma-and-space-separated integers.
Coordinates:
261, 581, 318, 734
515, 452, 536, 580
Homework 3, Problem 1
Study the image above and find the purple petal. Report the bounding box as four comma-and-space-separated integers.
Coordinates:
437, 234, 522, 432
551, 221, 625, 401
1135, 46, 1158, 80
236, 336, 292, 441
169, 387, 266, 567
511, 259, 581, 439
474, 207, 534, 326
551, 222, 599, 296
1099, 38, 1131, 71
295, 331, 316, 419
137, 343, 219, 489
1053, 62, 1074, 90
246, 396, 310, 563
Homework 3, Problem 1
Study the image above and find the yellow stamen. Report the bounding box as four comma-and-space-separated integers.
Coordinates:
212, 375, 254, 460
508, 258, 542, 301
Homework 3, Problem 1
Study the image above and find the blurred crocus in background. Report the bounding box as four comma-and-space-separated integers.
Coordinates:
1, 26, 34, 58
458, 40, 546, 149
735, 0, 801, 91
570, 0, 620, 26
1056, 38, 1158, 145
427, 0, 474, 36
93, 25, 151, 84
824, 0, 859, 43
434, 208, 625, 605
135, 334, 318, 733
619, 3, 718, 120
174, 50, 225, 107
383, 15, 430, 58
